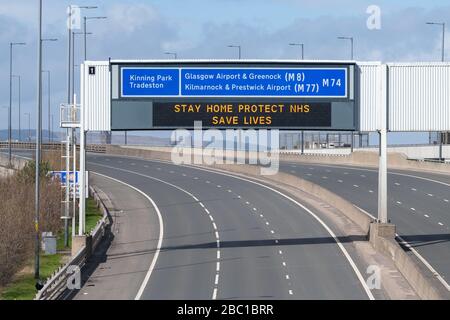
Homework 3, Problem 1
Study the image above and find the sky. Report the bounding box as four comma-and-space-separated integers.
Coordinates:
1, 0, 450, 144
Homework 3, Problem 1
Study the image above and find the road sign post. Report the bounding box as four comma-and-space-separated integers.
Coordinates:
377, 64, 388, 223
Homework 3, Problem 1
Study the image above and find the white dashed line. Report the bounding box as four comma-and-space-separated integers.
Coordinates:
217, 251, 221, 259
270, 230, 275, 234
206, 181, 210, 184
216, 262, 220, 272
285, 275, 290, 280
396, 201, 402, 205
215, 274, 219, 285
427, 194, 433, 197
424, 214, 430, 218
338, 180, 343, 183
217, 185, 221, 188
182, 173, 187, 177
253, 207, 257, 211
205, 208, 210, 214
360, 175, 366, 178
212, 223, 217, 230
282, 262, 286, 267
395, 182, 400, 186
212, 288, 218, 300
353, 185, 359, 188
410, 208, 416, 211
438, 222, 444, 226
260, 214, 264, 218
199, 202, 205, 208
245, 201, 250, 205
266, 221, 270, 225
209, 215, 214, 221
144, 165, 149, 168
227, 189, 232, 193
289, 290, 293, 295
215, 231, 220, 239
322, 176, 328, 179
411, 188, 417, 191
279, 250, 283, 255
369, 190, 374, 193
444, 199, 449, 202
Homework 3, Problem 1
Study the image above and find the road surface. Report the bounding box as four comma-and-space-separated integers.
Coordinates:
84, 153, 372, 299
280, 161, 450, 290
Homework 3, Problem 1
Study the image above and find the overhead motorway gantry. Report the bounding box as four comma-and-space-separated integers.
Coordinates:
75, 59, 450, 236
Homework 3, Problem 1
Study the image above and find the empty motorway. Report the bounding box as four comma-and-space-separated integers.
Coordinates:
280, 161, 450, 290
83, 153, 374, 299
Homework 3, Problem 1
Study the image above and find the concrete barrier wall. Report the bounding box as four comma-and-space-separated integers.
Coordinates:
0, 153, 27, 170
370, 224, 448, 300
104, 145, 449, 299
116, 145, 450, 175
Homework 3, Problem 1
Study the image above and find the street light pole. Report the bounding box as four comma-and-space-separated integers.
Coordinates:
289, 43, 304, 60
84, 16, 107, 61
12, 75, 21, 141
337, 36, 354, 60
35, 0, 43, 283
426, 22, 446, 160
227, 45, 241, 59
164, 52, 177, 59
24, 113, 31, 142
9, 42, 26, 166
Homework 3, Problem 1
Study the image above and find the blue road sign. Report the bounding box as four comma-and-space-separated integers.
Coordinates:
121, 67, 347, 98
50, 171, 78, 184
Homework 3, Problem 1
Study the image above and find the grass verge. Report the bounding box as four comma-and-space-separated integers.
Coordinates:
2, 198, 103, 300
0, 254, 62, 300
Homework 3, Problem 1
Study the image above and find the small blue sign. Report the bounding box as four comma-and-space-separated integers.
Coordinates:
121, 67, 347, 98
50, 171, 78, 184
122, 68, 179, 96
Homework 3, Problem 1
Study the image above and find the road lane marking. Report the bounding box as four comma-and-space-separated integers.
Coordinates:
438, 222, 444, 226
279, 250, 283, 255
354, 204, 450, 292
353, 185, 359, 188
212, 223, 217, 230
424, 214, 430, 218
285, 275, 290, 280
410, 208, 416, 211
89, 173, 165, 301
100, 158, 377, 299
427, 194, 433, 197
369, 190, 374, 193
205, 209, 210, 214
338, 180, 343, 183
411, 188, 417, 191
395, 182, 400, 186
270, 230, 275, 234
282, 262, 286, 267
396, 201, 402, 205
90, 166, 222, 299
444, 199, 449, 202
289, 290, 293, 295
212, 288, 218, 300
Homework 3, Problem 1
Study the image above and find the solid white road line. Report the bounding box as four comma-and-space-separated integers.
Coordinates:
95, 158, 376, 299
354, 204, 450, 292
89, 172, 165, 301
160, 161, 376, 300
91, 164, 221, 299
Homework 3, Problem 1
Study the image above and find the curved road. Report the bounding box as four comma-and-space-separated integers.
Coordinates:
279, 161, 450, 290
86, 154, 371, 299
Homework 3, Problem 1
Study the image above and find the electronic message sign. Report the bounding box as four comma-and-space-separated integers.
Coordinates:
110, 61, 356, 130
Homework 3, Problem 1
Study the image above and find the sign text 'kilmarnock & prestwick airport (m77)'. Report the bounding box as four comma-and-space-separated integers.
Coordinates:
110, 62, 356, 130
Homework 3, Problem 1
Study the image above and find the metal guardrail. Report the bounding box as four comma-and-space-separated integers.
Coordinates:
35, 185, 111, 300
0, 141, 107, 153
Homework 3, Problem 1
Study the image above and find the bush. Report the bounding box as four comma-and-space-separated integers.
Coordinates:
0, 162, 62, 286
